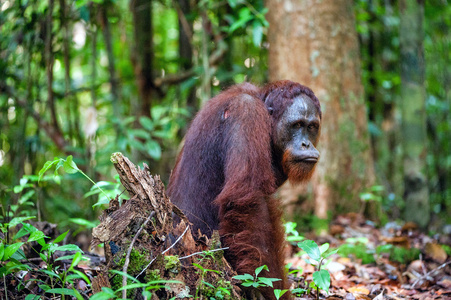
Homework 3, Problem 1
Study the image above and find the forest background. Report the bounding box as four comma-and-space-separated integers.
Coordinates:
0, 0, 450, 235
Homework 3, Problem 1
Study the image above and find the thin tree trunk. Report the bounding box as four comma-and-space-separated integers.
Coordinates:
399, 0, 429, 228
266, 0, 375, 220
46, 0, 62, 141
100, 3, 121, 120
130, 0, 154, 117
176, 0, 196, 110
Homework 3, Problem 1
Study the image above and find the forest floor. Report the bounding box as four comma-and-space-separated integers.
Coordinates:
288, 213, 451, 300
2, 212, 450, 299
2, 154, 450, 299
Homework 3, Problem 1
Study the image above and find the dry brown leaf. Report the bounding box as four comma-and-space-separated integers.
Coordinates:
425, 243, 448, 263
348, 286, 370, 295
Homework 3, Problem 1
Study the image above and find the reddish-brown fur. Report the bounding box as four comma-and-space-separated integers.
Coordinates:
168, 81, 320, 300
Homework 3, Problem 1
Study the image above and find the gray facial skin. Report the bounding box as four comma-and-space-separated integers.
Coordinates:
274, 94, 321, 162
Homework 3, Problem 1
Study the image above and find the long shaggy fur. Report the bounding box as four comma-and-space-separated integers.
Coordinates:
168, 81, 320, 300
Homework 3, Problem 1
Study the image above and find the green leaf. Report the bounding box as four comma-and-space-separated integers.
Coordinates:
229, 8, 253, 33
25, 295, 41, 300
139, 116, 154, 131
41, 269, 59, 279
241, 281, 254, 287
54, 244, 83, 252
258, 277, 281, 288
298, 240, 321, 262
291, 288, 307, 296
45, 288, 80, 296
312, 269, 330, 292
63, 156, 80, 174
274, 289, 288, 300
0, 243, 4, 260
252, 20, 263, 47
18, 190, 35, 205
4, 243, 24, 260
324, 248, 339, 258
69, 252, 82, 271
69, 218, 98, 228
227, 0, 238, 8
88, 290, 116, 300
38, 158, 59, 182
232, 273, 254, 281
72, 269, 91, 285
116, 282, 152, 291
39, 253, 47, 262
28, 231, 47, 242
319, 243, 330, 255
255, 264, 268, 277
130, 129, 151, 139
53, 230, 69, 244
10, 248, 27, 260
8, 216, 35, 228
146, 140, 162, 160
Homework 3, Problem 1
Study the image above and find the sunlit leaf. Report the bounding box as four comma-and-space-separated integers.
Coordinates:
312, 269, 330, 292
298, 240, 321, 261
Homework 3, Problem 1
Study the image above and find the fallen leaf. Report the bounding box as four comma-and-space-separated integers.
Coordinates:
348, 286, 370, 295
425, 243, 447, 263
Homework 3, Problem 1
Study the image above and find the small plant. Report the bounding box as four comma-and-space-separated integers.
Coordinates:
284, 222, 304, 244
0, 221, 89, 299
233, 265, 280, 289
38, 155, 111, 203
193, 262, 223, 299
233, 265, 285, 299
90, 270, 182, 300
298, 240, 339, 299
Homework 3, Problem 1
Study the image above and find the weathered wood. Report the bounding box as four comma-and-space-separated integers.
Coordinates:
91, 153, 240, 299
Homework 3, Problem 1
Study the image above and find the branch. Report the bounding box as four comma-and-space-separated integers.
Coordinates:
122, 211, 155, 299
135, 225, 190, 279
179, 247, 229, 260
153, 39, 227, 88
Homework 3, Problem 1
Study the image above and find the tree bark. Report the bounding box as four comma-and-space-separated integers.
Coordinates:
130, 0, 154, 117
100, 3, 121, 120
266, 0, 375, 219
176, 0, 196, 109
399, 0, 429, 228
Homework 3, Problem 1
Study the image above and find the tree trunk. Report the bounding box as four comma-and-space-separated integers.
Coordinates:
100, 3, 121, 120
266, 0, 375, 220
177, 0, 196, 110
130, 0, 154, 118
399, 0, 429, 228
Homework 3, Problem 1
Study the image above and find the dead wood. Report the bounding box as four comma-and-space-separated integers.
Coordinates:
91, 152, 240, 299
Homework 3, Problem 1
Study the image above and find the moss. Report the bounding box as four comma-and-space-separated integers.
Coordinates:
111, 273, 136, 298
116, 247, 149, 275
164, 255, 180, 274
145, 269, 161, 282
199, 278, 233, 300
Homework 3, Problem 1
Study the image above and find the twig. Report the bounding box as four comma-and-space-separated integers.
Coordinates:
411, 260, 451, 288
4, 274, 8, 300
179, 247, 229, 260
135, 225, 190, 279
122, 211, 155, 299
162, 225, 190, 255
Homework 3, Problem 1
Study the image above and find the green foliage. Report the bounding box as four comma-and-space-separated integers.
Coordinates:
298, 240, 339, 296
0, 220, 88, 299
340, 237, 420, 265
284, 221, 304, 244
193, 260, 232, 300
164, 255, 181, 273
0, 0, 270, 227
39, 156, 111, 204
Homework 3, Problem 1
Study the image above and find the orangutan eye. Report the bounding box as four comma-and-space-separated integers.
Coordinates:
308, 123, 319, 131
